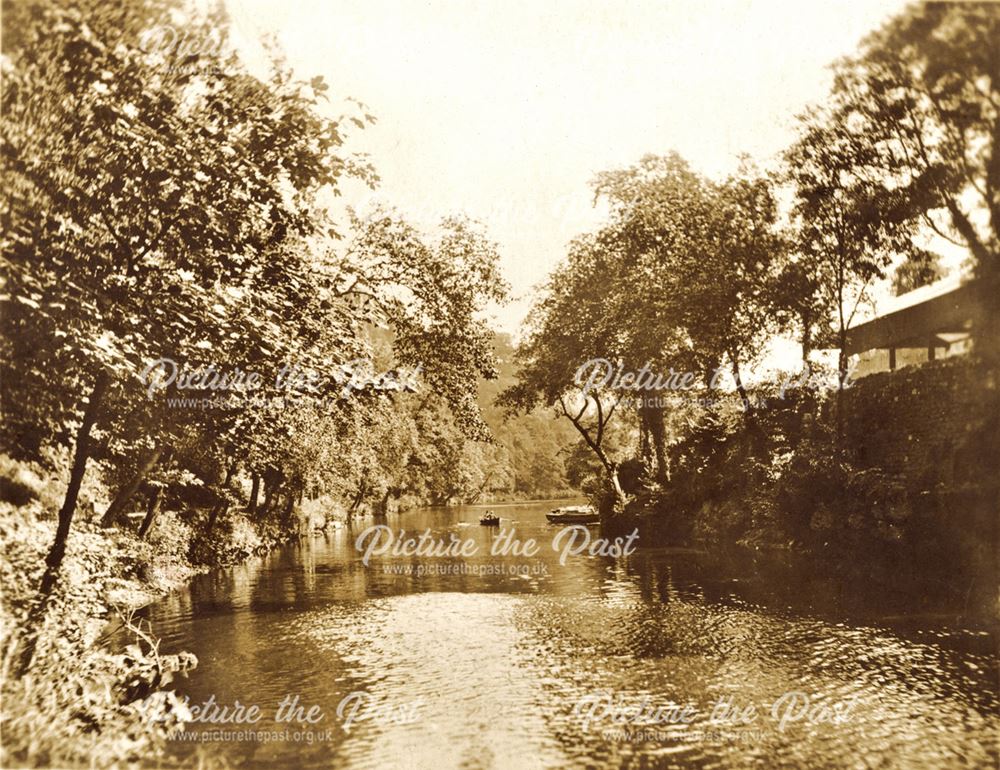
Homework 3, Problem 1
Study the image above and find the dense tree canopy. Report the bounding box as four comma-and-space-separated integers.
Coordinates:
0, 0, 517, 673
826, 1, 1000, 354
502, 153, 785, 508
506, 2, 1000, 513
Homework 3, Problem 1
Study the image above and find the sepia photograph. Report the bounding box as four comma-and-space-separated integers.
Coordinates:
0, 0, 998, 767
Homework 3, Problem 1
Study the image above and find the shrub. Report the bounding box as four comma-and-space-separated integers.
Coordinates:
188, 511, 264, 566
1, 615, 196, 768
0, 457, 204, 768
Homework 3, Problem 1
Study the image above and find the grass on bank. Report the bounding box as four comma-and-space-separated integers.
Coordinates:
0, 453, 302, 768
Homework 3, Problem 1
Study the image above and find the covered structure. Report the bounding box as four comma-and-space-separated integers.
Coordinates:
846, 277, 984, 377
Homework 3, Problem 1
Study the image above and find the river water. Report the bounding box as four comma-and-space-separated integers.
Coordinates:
142, 501, 998, 769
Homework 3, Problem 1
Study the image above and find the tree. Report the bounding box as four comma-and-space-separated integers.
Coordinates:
829, 2, 1000, 357
785, 104, 920, 435
591, 154, 785, 449
892, 248, 943, 295
476, 333, 576, 499
686, 165, 787, 413
773, 258, 827, 365
1, 0, 374, 672
502, 153, 785, 510
500, 233, 636, 512
505, 152, 786, 509
340, 211, 509, 440
589, 154, 717, 480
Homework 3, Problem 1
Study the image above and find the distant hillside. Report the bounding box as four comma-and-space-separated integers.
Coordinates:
477, 333, 580, 500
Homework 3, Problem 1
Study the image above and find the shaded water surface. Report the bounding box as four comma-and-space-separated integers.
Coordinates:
142, 501, 998, 769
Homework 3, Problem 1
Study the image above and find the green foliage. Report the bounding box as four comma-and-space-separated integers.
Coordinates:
506, 4, 1000, 523
0, 0, 512, 597
143, 509, 194, 579
892, 248, 944, 296
2, 637, 195, 768
503, 153, 786, 505
478, 334, 579, 499
0, 494, 195, 767
822, 2, 1000, 361
342, 211, 509, 440
188, 511, 264, 566
830, 2, 1000, 272
785, 96, 922, 379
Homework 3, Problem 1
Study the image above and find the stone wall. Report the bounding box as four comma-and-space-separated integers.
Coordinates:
840, 357, 998, 587
641, 355, 997, 592
842, 357, 998, 490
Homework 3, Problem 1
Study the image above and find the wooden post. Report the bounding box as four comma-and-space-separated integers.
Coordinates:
888, 347, 896, 371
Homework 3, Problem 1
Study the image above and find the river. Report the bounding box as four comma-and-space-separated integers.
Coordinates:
141, 500, 998, 769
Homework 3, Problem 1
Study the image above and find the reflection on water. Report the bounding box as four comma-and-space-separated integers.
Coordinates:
142, 501, 999, 769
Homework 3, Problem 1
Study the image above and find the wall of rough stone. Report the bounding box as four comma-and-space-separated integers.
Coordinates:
641, 356, 996, 592
842, 357, 998, 490
840, 357, 998, 585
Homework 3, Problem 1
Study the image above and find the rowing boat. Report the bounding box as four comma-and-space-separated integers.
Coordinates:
545, 505, 599, 524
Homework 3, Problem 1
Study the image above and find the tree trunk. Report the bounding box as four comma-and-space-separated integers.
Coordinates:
836, 252, 847, 443
247, 473, 260, 516
729, 349, 752, 414
101, 445, 163, 527
205, 500, 228, 536
349, 476, 367, 515
639, 398, 669, 483
14, 371, 109, 676
265, 480, 283, 517
470, 473, 493, 505
800, 309, 813, 365
558, 394, 629, 515
638, 405, 652, 471
281, 489, 295, 529
138, 486, 163, 540
222, 460, 236, 488
607, 463, 628, 515
836, 327, 848, 442
260, 475, 274, 518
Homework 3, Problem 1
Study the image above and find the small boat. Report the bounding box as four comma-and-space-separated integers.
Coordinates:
479, 511, 501, 526
546, 505, 599, 524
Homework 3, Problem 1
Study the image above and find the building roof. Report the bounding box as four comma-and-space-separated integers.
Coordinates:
843, 277, 983, 356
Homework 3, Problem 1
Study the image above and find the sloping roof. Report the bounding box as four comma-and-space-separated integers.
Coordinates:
875, 272, 967, 315
844, 277, 982, 356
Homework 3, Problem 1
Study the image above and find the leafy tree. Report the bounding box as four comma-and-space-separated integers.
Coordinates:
892, 248, 943, 295
505, 152, 786, 509
501, 230, 642, 511
785, 103, 920, 433
589, 154, 717, 479
340, 211, 509, 440
829, 1, 1000, 357
0, 0, 373, 672
773, 258, 828, 365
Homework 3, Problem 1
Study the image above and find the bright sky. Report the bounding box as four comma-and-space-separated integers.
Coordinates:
226, 0, 910, 334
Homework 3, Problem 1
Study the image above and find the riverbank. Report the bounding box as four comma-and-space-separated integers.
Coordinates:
604, 357, 999, 615
0, 455, 313, 768
1, 476, 565, 767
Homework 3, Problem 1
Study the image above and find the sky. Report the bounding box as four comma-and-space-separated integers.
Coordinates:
224, 0, 911, 335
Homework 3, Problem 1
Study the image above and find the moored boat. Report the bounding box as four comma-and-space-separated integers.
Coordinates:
546, 505, 599, 524
479, 511, 501, 526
